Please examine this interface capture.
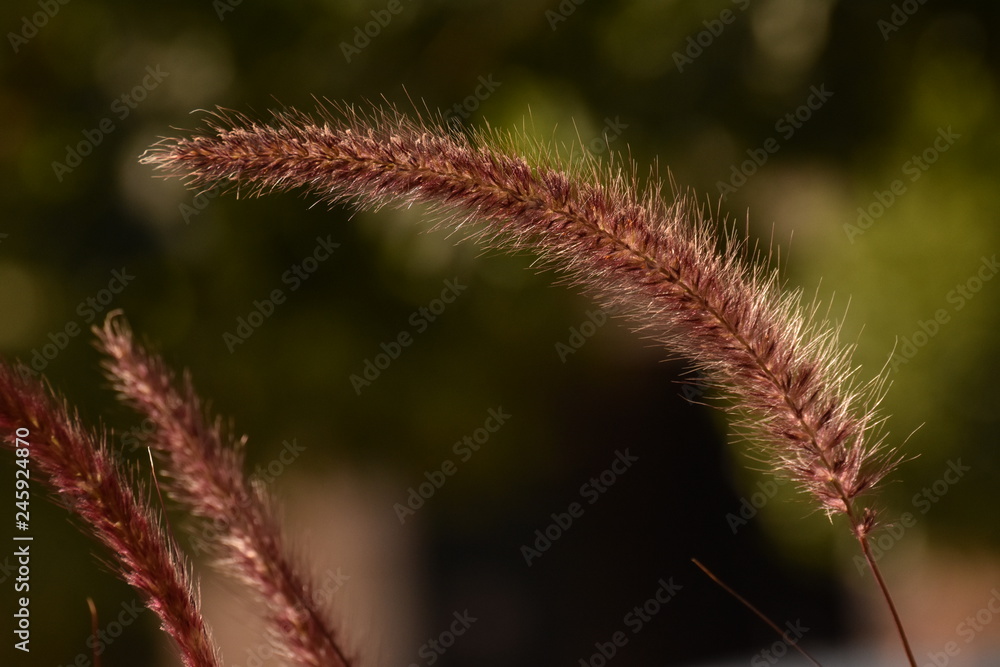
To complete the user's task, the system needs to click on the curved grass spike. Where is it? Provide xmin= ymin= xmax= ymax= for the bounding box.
xmin=0 ymin=364 xmax=221 ymax=667
xmin=141 ymin=101 xmax=915 ymax=665
xmin=96 ymin=314 xmax=354 ymax=667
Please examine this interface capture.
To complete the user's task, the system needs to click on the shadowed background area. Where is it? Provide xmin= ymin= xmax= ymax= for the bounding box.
xmin=2 ymin=0 xmax=999 ymax=665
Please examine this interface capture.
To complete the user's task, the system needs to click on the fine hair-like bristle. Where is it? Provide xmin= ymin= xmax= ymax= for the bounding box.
xmin=141 ymin=103 xmax=899 ymax=532
xmin=0 ymin=364 xmax=220 ymax=667
xmin=96 ymin=313 xmax=353 ymax=667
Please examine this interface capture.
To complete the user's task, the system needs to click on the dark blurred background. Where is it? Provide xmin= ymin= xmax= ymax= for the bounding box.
xmin=2 ymin=1 xmax=1000 ymax=665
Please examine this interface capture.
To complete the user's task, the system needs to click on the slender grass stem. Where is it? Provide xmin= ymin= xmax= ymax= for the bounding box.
xmin=692 ymin=559 xmax=824 ymax=667
xmin=856 ymin=532 xmax=917 ymax=666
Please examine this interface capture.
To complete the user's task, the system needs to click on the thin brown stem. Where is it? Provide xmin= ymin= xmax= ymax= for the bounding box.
xmin=692 ymin=559 xmax=823 ymax=667
xmin=856 ymin=533 xmax=917 ymax=666
xmin=87 ymin=598 xmax=102 ymax=667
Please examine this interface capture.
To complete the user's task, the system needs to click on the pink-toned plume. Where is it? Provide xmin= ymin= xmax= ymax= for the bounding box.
xmin=0 ymin=363 xmax=220 ymax=667
xmin=141 ymin=103 xmax=899 ymax=533
xmin=96 ymin=314 xmax=353 ymax=667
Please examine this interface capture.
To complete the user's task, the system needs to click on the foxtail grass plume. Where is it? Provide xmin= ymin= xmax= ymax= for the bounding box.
xmin=96 ymin=314 xmax=354 ymax=667
xmin=0 ymin=364 xmax=220 ymax=667
xmin=141 ymin=104 xmax=898 ymax=529
xmin=139 ymin=102 xmax=915 ymax=664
